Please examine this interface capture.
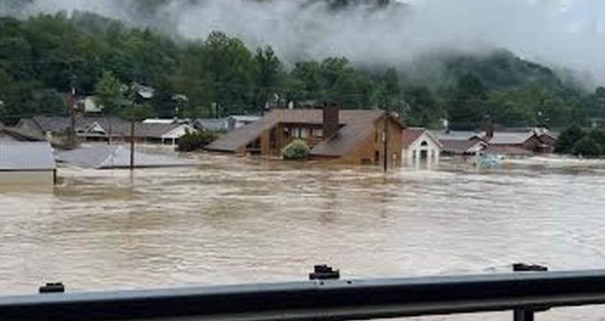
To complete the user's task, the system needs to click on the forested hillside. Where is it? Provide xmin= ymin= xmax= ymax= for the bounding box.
xmin=0 ymin=10 xmax=603 ymax=129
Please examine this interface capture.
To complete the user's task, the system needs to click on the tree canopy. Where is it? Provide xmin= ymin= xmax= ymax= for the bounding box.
xmin=0 ymin=11 xmax=602 ymax=131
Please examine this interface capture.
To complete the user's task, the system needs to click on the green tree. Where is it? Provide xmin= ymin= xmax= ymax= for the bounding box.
xmin=254 ymin=46 xmax=283 ymax=112
xmin=555 ymin=125 xmax=586 ymax=154
xmin=404 ymin=86 xmax=442 ymax=127
xmin=198 ymin=31 xmax=256 ymax=116
xmin=573 ymin=136 xmax=602 ymax=157
xmin=94 ymin=71 xmax=123 ymax=115
xmin=448 ymin=73 xmax=487 ymax=129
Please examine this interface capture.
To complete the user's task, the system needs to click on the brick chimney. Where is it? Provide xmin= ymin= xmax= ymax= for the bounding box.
xmin=323 ymin=102 xmax=340 ymax=139
xmin=485 ymin=122 xmax=494 ymax=139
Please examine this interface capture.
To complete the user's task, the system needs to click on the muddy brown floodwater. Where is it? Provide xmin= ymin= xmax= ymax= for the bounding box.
xmin=1 ymin=154 xmax=605 ymax=320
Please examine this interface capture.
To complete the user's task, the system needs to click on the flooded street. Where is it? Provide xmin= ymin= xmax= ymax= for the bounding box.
xmin=2 ymin=154 xmax=605 ymax=320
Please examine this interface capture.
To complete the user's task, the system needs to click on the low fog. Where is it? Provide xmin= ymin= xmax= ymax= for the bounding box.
xmin=6 ymin=0 xmax=605 ymax=84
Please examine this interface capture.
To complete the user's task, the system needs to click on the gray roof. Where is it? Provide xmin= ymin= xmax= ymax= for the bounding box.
xmin=432 ymin=130 xmax=485 ymax=141
xmin=57 ymin=145 xmax=195 ymax=169
xmin=0 ymin=142 xmax=56 ymax=171
xmin=30 ymin=116 xmax=130 ymax=135
xmin=27 ymin=116 xmax=182 ymax=139
xmin=486 ymin=132 xmax=536 ymax=145
xmin=228 ymin=115 xmax=261 ymax=122
xmin=441 ymin=139 xmax=486 ymax=154
xmin=193 ymin=118 xmax=227 ymax=131
xmin=0 ymin=126 xmax=47 ymax=142
xmin=134 ymin=123 xmax=181 ymax=139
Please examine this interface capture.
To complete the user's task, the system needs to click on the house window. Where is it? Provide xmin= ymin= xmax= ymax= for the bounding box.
xmin=314 ymin=128 xmax=323 ymax=138
xmin=300 ymin=128 xmax=310 ymax=138
xmin=421 ymin=141 xmax=428 ymax=147
xmin=374 ymin=151 xmax=380 ymax=164
xmin=293 ymin=127 xmax=301 ymax=138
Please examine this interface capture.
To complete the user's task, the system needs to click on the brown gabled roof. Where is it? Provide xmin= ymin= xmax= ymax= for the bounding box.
xmin=310 ymin=121 xmax=375 ymax=157
xmin=402 ymin=128 xmax=444 ymax=149
xmin=205 ymin=109 xmax=389 ymax=156
xmin=402 ymin=128 xmax=425 ymax=148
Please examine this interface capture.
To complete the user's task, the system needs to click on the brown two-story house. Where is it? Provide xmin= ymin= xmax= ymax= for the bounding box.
xmin=205 ymin=105 xmax=404 ymax=166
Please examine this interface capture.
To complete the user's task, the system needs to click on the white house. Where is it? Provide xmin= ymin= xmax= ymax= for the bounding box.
xmin=402 ymin=128 xmax=443 ymax=166
xmin=161 ymin=124 xmax=196 ymax=145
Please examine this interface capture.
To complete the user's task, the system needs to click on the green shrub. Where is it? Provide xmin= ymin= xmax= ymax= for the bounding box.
xmin=555 ymin=125 xmax=585 ymax=154
xmin=281 ymin=139 xmax=310 ymax=160
xmin=177 ymin=130 xmax=218 ymax=152
xmin=573 ymin=136 xmax=603 ymax=157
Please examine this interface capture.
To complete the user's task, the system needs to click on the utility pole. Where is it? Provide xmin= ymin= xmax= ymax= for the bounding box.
xmin=69 ymin=75 xmax=77 ymax=149
xmin=128 ymin=83 xmax=154 ymax=171
xmin=129 ymin=87 xmax=136 ymax=171
xmin=383 ymin=113 xmax=389 ymax=172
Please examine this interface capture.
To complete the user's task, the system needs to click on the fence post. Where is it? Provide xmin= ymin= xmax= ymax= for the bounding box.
xmin=512 ymin=263 xmax=548 ymax=321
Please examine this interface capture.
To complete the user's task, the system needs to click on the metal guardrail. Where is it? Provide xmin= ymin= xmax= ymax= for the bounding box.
xmin=2 ymin=265 xmax=605 ymax=321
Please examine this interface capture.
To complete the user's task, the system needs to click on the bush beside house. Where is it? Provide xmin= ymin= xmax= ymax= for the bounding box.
xmin=281 ymin=140 xmax=310 ymax=160
xmin=177 ymin=130 xmax=218 ymax=152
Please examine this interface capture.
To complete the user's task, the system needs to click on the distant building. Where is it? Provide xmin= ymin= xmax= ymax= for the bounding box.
xmin=0 ymin=125 xmax=47 ymax=143
xmin=0 ymin=142 xmax=57 ymax=185
xmin=17 ymin=116 xmax=196 ymax=146
xmin=206 ymin=105 xmax=404 ymax=166
xmin=483 ymin=128 xmax=558 ymax=156
xmin=402 ymin=128 xmax=442 ymax=166
xmin=192 ymin=118 xmax=228 ymax=132
xmin=17 ymin=116 xmax=130 ymax=144
xmin=82 ymin=96 xmax=103 ymax=113
xmin=432 ymin=130 xmax=486 ymax=156
xmin=432 ymin=127 xmax=557 ymax=156
xmin=226 ymin=115 xmax=261 ymax=131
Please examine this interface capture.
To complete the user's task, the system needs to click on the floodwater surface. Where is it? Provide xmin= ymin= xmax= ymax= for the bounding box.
xmin=1 ymin=154 xmax=605 ymax=320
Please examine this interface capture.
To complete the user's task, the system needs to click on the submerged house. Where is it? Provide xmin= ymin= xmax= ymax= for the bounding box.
xmin=226 ymin=115 xmax=261 ymax=131
xmin=0 ymin=126 xmax=47 ymax=143
xmin=206 ymin=105 xmax=404 ymax=166
xmin=402 ymin=128 xmax=443 ymax=166
xmin=192 ymin=118 xmax=228 ymax=132
xmin=18 ymin=116 xmax=195 ymax=145
xmin=57 ymin=145 xmax=195 ymax=169
xmin=433 ymin=130 xmax=487 ymax=156
xmin=0 ymin=142 xmax=57 ymax=185
xmin=17 ymin=116 xmax=130 ymax=143
xmin=433 ymin=127 xmax=557 ymax=157
xmin=483 ymin=128 xmax=558 ymax=156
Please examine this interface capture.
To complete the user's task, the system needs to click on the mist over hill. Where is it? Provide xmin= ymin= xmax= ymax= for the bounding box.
xmin=2 ymin=0 xmax=604 ymax=85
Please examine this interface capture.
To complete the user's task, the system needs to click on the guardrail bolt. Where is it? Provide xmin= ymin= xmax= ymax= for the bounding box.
xmin=309 ymin=265 xmax=340 ymax=280
xmin=512 ymin=263 xmax=548 ymax=321
xmin=39 ymin=282 xmax=65 ymax=294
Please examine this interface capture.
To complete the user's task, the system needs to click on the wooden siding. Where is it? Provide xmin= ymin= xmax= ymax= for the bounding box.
xmin=315 ymin=116 xmax=403 ymax=166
